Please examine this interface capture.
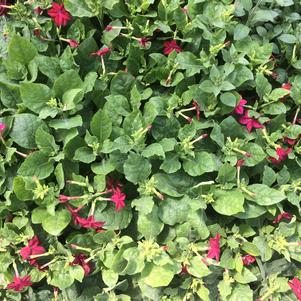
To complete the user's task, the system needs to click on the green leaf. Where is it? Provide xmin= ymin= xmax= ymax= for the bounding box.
xmin=124 ymin=153 xmax=152 ymax=184
xmin=142 ymin=263 xmax=176 ymax=287
xmin=18 ymin=151 xmax=54 ymax=179
xmin=10 ymin=113 xmax=43 ymax=149
xmin=243 ymin=143 xmax=265 ymax=166
xmin=49 ymin=115 xmax=83 ymax=130
xmin=74 ymin=146 xmax=96 ymax=163
xmin=142 ymin=143 xmax=165 ymax=158
xmin=212 ymin=189 xmax=245 ymax=215
xmin=228 ymin=284 xmax=253 ymax=301
xmin=137 ymin=205 xmax=164 ymax=239
xmin=20 ymin=83 xmax=52 ymax=113
xmin=234 ymin=24 xmax=250 ymax=40
xmin=247 ymin=184 xmax=286 ymax=206
xmin=35 ymin=126 xmax=58 ymax=154
xmin=90 ymin=109 xmax=112 ymax=144
xmin=187 ymin=256 xmax=211 ymax=278
xmin=42 ymin=209 xmax=71 ymax=236
xmin=220 ymin=92 xmax=237 ymax=107
xmin=241 ymin=242 xmax=260 ymax=256
xmin=183 ymin=152 xmax=218 ymax=176
xmin=102 ymin=20 xmax=123 ymax=45
xmin=234 ymin=267 xmax=257 ymax=284
xmin=269 ymin=88 xmax=290 ymax=101
xmin=278 ymin=34 xmax=297 ymax=44
xmin=8 ymin=35 xmax=37 ymax=65
xmin=64 ymin=0 xmax=94 ymax=17
xmin=102 ymin=269 xmax=119 ymax=287
xmin=175 ymin=52 xmax=202 ymax=76
xmin=13 ymin=176 xmax=34 ymax=201
xmin=158 ymin=196 xmax=191 ymax=226
xmin=53 ymin=70 xmax=83 ymax=99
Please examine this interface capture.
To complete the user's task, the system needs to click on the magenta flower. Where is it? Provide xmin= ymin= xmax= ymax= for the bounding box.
xmin=193 ymin=101 xmax=200 ymax=121
xmin=47 ymin=2 xmax=72 ymax=27
xmin=284 ymin=136 xmax=297 ymax=145
xmin=7 ymin=275 xmax=32 ymax=292
xmin=0 ymin=122 xmax=6 ymax=133
xmin=236 ymin=159 xmax=245 ymax=167
xmin=0 ymin=0 xmax=9 ymax=16
xmin=289 ymin=277 xmax=301 ymax=300
xmin=71 ymin=254 xmax=92 ymax=276
xmin=282 ymin=83 xmax=292 ymax=90
xmin=105 ymin=25 xmax=113 ymax=31
xmin=163 ymin=40 xmax=182 ymax=55
xmin=233 ymin=99 xmax=247 ymax=115
xmin=139 ymin=37 xmax=148 ymax=47
xmin=268 ymin=147 xmax=292 ymax=164
xmin=76 ymin=216 xmax=105 ymax=229
xmin=20 ymin=236 xmax=46 ymax=266
xmin=110 ymin=187 xmax=126 ymax=212
xmin=91 ymin=47 xmax=110 ymax=57
xmin=207 ymin=233 xmax=221 ymax=262
xmin=273 ymin=211 xmax=293 ymax=224
xmin=238 ymin=110 xmax=264 ymax=132
xmin=67 ymin=39 xmax=79 ymax=48
xmin=242 ymin=254 xmax=256 ymax=266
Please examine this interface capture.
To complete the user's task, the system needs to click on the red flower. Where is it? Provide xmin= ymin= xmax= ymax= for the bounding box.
xmin=282 ymin=83 xmax=292 ymax=90
xmin=207 ymin=233 xmax=221 ymax=262
xmin=193 ymin=101 xmax=200 ymax=121
xmin=289 ymin=277 xmax=301 ymax=301
xmin=20 ymin=236 xmax=46 ymax=265
xmin=7 ymin=275 xmax=32 ymax=292
xmin=67 ymin=39 xmax=79 ymax=48
xmin=284 ymin=136 xmax=297 ymax=145
xmin=268 ymin=147 xmax=292 ymax=164
xmin=238 ymin=110 xmax=264 ymax=132
xmin=180 ymin=264 xmax=189 ymax=275
xmin=91 ymin=47 xmax=110 ymax=57
xmin=105 ymin=25 xmax=113 ymax=31
xmin=236 ymin=159 xmax=245 ymax=167
xmin=66 ymin=205 xmax=84 ymax=224
xmin=0 ymin=122 xmax=6 ymax=133
xmin=47 ymin=2 xmax=72 ymax=27
xmin=234 ymin=99 xmax=247 ymax=115
xmin=273 ymin=211 xmax=293 ymax=224
xmin=76 ymin=215 xmax=105 ymax=229
xmin=163 ymin=40 xmax=182 ymax=55
xmin=242 ymin=254 xmax=256 ymax=266
xmin=106 ymin=178 xmax=121 ymax=190
xmin=0 ymin=0 xmax=9 ymax=16
xmin=139 ymin=37 xmax=148 ymax=47
xmin=34 ymin=7 xmax=43 ymax=15
xmin=109 ymin=187 xmax=126 ymax=212
xmin=71 ymin=254 xmax=91 ymax=276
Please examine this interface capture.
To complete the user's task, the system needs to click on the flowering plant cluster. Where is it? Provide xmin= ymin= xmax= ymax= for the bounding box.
xmin=1 ymin=0 xmax=301 ymax=300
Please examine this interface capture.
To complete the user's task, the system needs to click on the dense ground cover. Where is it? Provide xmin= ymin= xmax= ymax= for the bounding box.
xmin=1 ymin=0 xmax=301 ymax=300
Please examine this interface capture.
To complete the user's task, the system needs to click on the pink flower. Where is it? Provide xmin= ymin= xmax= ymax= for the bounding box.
xmin=47 ymin=2 xmax=72 ymax=27
xmin=7 ymin=275 xmax=32 ymax=292
xmin=76 ymin=216 xmax=105 ymax=229
xmin=0 ymin=0 xmax=9 ymax=16
xmin=289 ymin=277 xmax=301 ymax=301
xmin=139 ymin=37 xmax=148 ymax=47
xmin=193 ymin=101 xmax=200 ymax=121
xmin=110 ymin=187 xmax=126 ymax=212
xmin=284 ymin=136 xmax=297 ymax=145
xmin=234 ymin=99 xmax=247 ymax=115
xmin=236 ymin=159 xmax=245 ymax=167
xmin=91 ymin=47 xmax=110 ymax=57
xmin=0 ymin=122 xmax=6 ymax=133
xmin=207 ymin=233 xmax=221 ymax=262
xmin=242 ymin=254 xmax=256 ymax=266
xmin=268 ymin=147 xmax=292 ymax=164
xmin=71 ymin=254 xmax=92 ymax=276
xmin=106 ymin=178 xmax=121 ymax=190
xmin=273 ymin=211 xmax=293 ymax=224
xmin=66 ymin=205 xmax=84 ymax=224
xmin=163 ymin=40 xmax=182 ymax=55
xmin=34 ymin=7 xmax=43 ymax=15
xmin=105 ymin=25 xmax=113 ymax=31
xmin=67 ymin=39 xmax=79 ymax=48
xmin=238 ymin=110 xmax=264 ymax=132
xmin=282 ymin=83 xmax=292 ymax=90
xmin=20 ymin=236 xmax=46 ymax=266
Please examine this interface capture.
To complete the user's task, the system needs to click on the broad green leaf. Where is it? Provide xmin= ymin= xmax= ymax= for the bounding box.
xmin=64 ymin=0 xmax=94 ymax=17
xmin=20 ymin=83 xmax=52 ymax=113
xmin=212 ymin=189 xmax=245 ymax=215
xmin=142 ymin=263 xmax=176 ymax=287
xmin=10 ymin=114 xmax=43 ymax=149
xmin=175 ymin=52 xmax=202 ymax=76
xmin=124 ymin=153 xmax=152 ymax=184
xmin=183 ymin=152 xmax=218 ymax=176
xmin=13 ymin=176 xmax=34 ymax=201
xmin=247 ymin=184 xmax=286 ymax=205
xmin=187 ymin=256 xmax=211 ymax=278
xmin=234 ymin=24 xmax=250 ymax=40
xmin=241 ymin=242 xmax=260 ymax=256
xmin=8 ymin=35 xmax=37 ymax=65
xmin=42 ymin=209 xmax=71 ymax=236
xmin=35 ymin=126 xmax=59 ymax=154
xmin=18 ymin=151 xmax=54 ymax=179
xmin=49 ymin=115 xmax=83 ymax=130
xmin=234 ymin=267 xmax=257 ymax=284
xmin=90 ymin=109 xmax=112 ymax=144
